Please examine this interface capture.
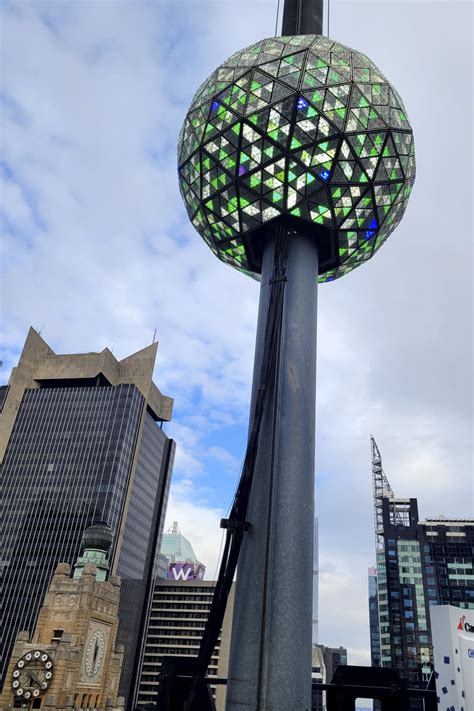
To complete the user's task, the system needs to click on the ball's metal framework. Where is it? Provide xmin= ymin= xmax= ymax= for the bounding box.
xmin=178 ymin=34 xmax=415 ymax=283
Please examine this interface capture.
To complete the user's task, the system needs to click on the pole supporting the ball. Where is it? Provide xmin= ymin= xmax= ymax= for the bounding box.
xmin=226 ymin=229 xmax=318 ymax=711
xmin=282 ymin=0 xmax=324 ymax=35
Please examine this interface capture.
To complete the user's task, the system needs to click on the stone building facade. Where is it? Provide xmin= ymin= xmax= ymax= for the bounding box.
xmin=0 ymin=527 xmax=124 ymax=711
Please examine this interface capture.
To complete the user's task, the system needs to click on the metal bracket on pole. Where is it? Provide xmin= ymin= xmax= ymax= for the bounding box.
xmin=220 ymin=519 xmax=252 ymax=532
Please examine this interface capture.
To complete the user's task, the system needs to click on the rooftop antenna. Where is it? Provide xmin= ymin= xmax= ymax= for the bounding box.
xmin=152 ymin=328 xmax=157 ymax=343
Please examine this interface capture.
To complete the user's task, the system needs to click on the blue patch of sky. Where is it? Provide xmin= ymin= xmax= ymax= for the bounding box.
xmin=0 ymin=347 xmax=22 ymax=386
xmin=83 ymin=41 xmax=122 ymax=66
xmin=145 ymin=144 xmax=174 ymax=166
xmin=0 ymin=161 xmax=48 ymax=233
xmin=161 ymin=374 xmax=250 ymax=510
xmin=47 ymin=133 xmax=75 ymax=151
xmin=36 ymin=1 xmax=76 ymax=35
xmin=172 ymin=213 xmax=198 ymax=248
xmin=40 ymin=10 xmax=61 ymax=37
xmin=142 ymin=211 xmax=191 ymax=254
xmin=0 ymin=91 xmax=31 ymax=128
xmin=149 ymin=4 xmax=213 ymax=105
xmin=0 ymin=209 xmax=34 ymax=249
xmin=174 ymin=420 xmax=245 ymax=512
xmin=0 ymin=1 xmax=23 ymax=19
xmin=142 ymin=232 xmax=160 ymax=257
xmin=204 ymin=425 xmax=248 ymax=510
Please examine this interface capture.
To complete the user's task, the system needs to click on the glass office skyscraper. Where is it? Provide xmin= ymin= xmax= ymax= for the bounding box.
xmin=370 ymin=437 xmax=474 ymax=703
xmin=368 ymin=566 xmax=380 ymax=667
xmin=0 ymin=328 xmax=175 ymax=707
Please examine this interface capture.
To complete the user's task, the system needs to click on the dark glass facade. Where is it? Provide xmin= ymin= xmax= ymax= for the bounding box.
xmin=322 ymin=645 xmax=347 ymax=682
xmin=0 ymin=381 xmax=175 ymax=708
xmin=117 ymin=411 xmax=175 ymax=705
xmin=423 ymin=520 xmax=474 ymax=608
xmin=368 ymin=567 xmax=381 ymax=667
xmin=310 ymin=677 xmax=324 ymax=711
xmin=374 ymin=496 xmax=474 ymax=707
xmin=0 ymin=384 xmax=9 ymax=411
xmin=118 ymin=412 xmax=172 ymax=580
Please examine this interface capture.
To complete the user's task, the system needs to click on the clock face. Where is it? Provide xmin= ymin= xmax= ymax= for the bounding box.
xmin=12 ymin=650 xmax=53 ymax=700
xmin=84 ymin=629 xmax=106 ymax=679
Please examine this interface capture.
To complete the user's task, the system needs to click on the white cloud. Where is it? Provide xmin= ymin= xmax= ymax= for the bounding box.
xmin=172 ymin=443 xmax=205 ymax=477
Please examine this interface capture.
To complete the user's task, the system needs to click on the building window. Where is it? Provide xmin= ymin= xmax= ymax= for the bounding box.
xmin=52 ymin=628 xmax=64 ymax=642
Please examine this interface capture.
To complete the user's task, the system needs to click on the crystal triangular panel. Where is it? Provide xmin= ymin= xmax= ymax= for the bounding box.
xmin=307 ymin=192 xmax=334 ymax=226
xmin=216 ymin=72 xmax=251 ymax=115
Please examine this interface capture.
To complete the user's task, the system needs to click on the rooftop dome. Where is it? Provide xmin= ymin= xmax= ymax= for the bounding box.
xmin=81 ymin=522 xmax=113 ymax=553
xmin=160 ymin=522 xmax=200 ymax=564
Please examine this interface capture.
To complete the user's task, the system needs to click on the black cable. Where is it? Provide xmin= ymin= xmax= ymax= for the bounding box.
xmin=256 ymin=233 xmax=287 ymax=705
xmin=182 ymin=231 xmax=290 ymax=710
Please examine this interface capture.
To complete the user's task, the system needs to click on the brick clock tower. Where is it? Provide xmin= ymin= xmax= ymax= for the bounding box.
xmin=0 ymin=525 xmax=125 ymax=711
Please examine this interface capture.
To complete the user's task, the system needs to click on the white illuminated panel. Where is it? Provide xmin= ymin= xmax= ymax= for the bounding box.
xmin=430 ymin=604 xmax=474 ymax=711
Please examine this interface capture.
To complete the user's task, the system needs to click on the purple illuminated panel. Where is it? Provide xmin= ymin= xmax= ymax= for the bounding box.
xmin=168 ymin=562 xmax=205 ymax=581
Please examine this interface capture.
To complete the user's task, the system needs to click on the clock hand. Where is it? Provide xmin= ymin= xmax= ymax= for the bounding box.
xmin=29 ymin=670 xmax=41 ymax=686
xmin=93 ymin=639 xmax=99 ymax=666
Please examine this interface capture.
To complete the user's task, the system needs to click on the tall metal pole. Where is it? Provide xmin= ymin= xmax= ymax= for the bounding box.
xmin=282 ymin=0 xmax=324 ymax=35
xmin=225 ymin=4 xmax=324 ymax=709
xmin=226 ymin=230 xmax=318 ymax=711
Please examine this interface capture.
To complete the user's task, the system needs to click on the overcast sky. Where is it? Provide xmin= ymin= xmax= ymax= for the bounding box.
xmin=1 ymin=0 xmax=472 ymax=667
